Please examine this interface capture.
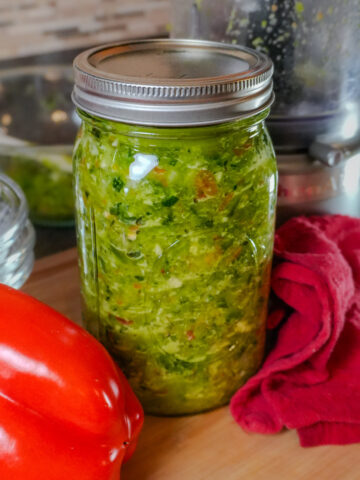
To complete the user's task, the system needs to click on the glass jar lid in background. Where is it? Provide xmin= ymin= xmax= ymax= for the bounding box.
xmin=0 ymin=173 xmax=35 ymax=289
xmin=72 ymin=39 xmax=274 ymax=127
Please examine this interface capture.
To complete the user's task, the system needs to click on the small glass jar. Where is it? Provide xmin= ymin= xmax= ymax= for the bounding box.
xmin=0 ymin=173 xmax=35 ymax=288
xmin=72 ymin=39 xmax=277 ymax=415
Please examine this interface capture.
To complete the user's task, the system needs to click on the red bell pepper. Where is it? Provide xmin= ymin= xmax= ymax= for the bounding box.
xmin=0 ymin=284 xmax=143 ymax=480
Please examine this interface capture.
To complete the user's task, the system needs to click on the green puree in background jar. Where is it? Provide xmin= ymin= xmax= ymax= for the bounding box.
xmin=3 ymin=153 xmax=74 ymax=226
xmin=72 ymin=39 xmax=277 ymax=415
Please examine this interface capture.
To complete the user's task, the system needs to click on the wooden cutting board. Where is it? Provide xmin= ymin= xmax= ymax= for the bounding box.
xmin=23 ymin=249 xmax=359 ymax=480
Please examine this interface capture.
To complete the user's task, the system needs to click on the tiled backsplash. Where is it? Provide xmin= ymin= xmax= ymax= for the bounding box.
xmin=0 ymin=0 xmax=170 ymax=60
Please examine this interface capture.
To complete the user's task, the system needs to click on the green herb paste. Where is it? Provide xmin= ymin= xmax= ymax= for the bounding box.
xmin=73 ymin=109 xmax=277 ymax=415
xmin=2 ymin=154 xmax=74 ymax=226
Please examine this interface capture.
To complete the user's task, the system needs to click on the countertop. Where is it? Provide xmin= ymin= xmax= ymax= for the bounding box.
xmin=22 ymin=248 xmax=360 ymax=480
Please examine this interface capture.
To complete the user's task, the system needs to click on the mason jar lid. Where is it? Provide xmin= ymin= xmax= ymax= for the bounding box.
xmin=72 ymin=39 xmax=274 ymax=127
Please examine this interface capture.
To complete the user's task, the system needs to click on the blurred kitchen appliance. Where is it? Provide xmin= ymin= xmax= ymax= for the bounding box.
xmin=171 ymin=0 xmax=360 ymax=222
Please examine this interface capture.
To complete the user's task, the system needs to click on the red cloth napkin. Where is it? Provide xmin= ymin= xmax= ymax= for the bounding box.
xmin=230 ymin=215 xmax=360 ymax=447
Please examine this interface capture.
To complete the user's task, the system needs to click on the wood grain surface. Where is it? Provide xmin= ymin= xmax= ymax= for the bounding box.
xmin=23 ymin=249 xmax=359 ymax=480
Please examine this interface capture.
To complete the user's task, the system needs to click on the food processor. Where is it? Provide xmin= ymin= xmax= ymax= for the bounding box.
xmin=171 ymin=0 xmax=360 ymax=222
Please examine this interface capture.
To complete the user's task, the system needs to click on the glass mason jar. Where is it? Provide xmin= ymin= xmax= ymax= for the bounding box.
xmin=72 ymin=39 xmax=277 ymax=415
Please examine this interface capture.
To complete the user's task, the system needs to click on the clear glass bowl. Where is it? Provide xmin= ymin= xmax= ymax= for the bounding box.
xmin=0 ymin=173 xmax=35 ymax=288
